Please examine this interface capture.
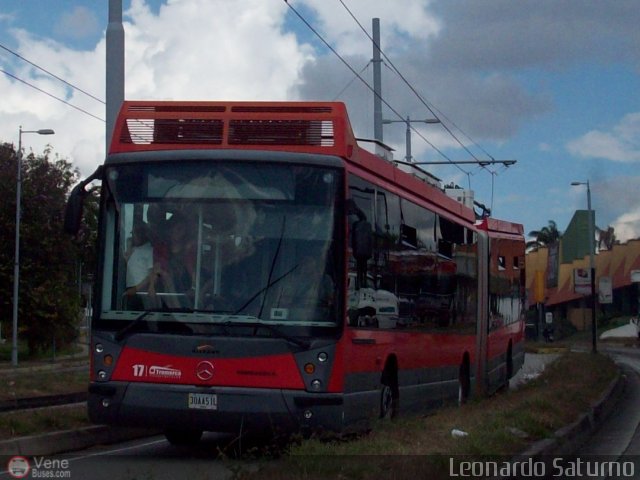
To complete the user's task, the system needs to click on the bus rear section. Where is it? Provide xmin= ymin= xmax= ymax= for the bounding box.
xmin=479 ymin=218 xmax=526 ymax=393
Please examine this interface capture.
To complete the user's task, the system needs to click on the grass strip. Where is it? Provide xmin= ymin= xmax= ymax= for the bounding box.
xmin=237 ymin=352 xmax=617 ymax=479
xmin=0 ymin=404 xmax=90 ymax=439
xmin=0 ymin=369 xmax=88 ymax=401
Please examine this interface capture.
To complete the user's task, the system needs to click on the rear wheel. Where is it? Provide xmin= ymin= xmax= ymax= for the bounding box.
xmin=505 ymin=345 xmax=514 ymax=389
xmin=458 ymin=362 xmax=470 ymax=406
xmin=164 ymin=428 xmax=203 ymax=446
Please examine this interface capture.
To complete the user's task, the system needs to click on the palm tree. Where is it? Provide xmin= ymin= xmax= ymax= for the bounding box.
xmin=526 ymin=220 xmax=561 ymax=251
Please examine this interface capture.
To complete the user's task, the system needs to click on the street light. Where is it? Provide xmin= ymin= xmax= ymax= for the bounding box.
xmin=12 ymin=126 xmax=55 ymax=366
xmin=382 ymin=116 xmax=440 ymax=162
xmin=571 ymin=180 xmax=596 ymax=353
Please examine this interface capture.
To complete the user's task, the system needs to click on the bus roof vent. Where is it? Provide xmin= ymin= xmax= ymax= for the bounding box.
xmin=121 ymin=118 xmax=224 ymax=145
xmin=228 ymin=119 xmax=334 ymax=146
xmin=231 ymin=105 xmax=333 ymax=114
xmin=127 ymin=104 xmax=226 ymax=113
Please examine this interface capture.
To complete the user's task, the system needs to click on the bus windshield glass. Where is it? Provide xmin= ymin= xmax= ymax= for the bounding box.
xmin=99 ymin=161 xmax=343 ymax=329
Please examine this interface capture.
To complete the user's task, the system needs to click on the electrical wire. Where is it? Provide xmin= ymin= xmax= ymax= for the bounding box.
xmin=0 ymin=68 xmax=105 ymax=123
xmin=0 ymin=42 xmax=105 ymax=104
xmin=338 ymin=0 xmax=490 ymax=165
xmin=332 ymin=60 xmax=371 ymax=100
xmin=283 ymin=0 xmax=469 ymax=176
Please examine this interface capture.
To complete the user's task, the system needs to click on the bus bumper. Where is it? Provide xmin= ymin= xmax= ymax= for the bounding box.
xmin=88 ymin=382 xmax=344 ymax=435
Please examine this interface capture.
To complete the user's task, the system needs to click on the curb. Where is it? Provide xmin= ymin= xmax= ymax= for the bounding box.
xmin=0 ymin=392 xmax=88 ymax=413
xmin=520 ymin=368 xmax=624 ymax=456
xmin=0 ymin=425 xmax=159 ymax=456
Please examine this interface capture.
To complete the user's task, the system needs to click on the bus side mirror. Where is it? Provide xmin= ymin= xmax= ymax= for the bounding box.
xmin=64 ymin=165 xmax=103 ymax=236
xmin=64 ymin=183 xmax=88 ymax=235
xmin=352 ymin=220 xmax=373 ymax=261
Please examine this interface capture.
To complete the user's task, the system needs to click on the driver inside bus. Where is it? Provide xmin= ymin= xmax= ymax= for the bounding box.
xmin=149 ymin=212 xmax=197 ymax=309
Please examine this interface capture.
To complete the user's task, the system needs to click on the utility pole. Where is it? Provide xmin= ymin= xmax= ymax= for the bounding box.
xmin=106 ymin=0 xmax=125 ymax=153
xmin=372 ymin=18 xmax=383 ymax=143
xmin=383 ymin=116 xmax=440 ymax=162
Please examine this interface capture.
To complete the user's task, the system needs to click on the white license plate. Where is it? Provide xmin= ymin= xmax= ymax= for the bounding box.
xmin=188 ymin=393 xmax=218 ymax=410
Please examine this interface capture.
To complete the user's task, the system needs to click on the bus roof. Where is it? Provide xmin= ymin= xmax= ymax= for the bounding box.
xmin=476 ymin=217 xmax=524 ymax=238
xmin=109 ymin=100 xmax=498 ymax=226
xmin=110 ymin=100 xmax=358 ymax=157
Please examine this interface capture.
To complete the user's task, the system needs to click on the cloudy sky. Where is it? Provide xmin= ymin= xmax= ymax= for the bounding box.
xmin=1 ymin=0 xmax=639 ymax=242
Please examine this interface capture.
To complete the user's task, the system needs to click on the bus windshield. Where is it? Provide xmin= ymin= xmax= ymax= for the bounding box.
xmin=99 ymin=161 xmax=343 ymax=329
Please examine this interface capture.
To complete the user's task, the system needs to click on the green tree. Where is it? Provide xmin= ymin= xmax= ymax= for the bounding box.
xmin=526 ymin=220 xmax=561 ymax=251
xmin=0 ymin=142 xmax=89 ymax=355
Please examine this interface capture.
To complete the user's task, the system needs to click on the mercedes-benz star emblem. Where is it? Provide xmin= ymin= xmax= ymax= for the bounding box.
xmin=196 ymin=361 xmax=214 ymax=381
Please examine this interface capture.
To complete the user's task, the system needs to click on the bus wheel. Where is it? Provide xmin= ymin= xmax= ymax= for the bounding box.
xmin=458 ymin=362 xmax=470 ymax=406
xmin=504 ymin=345 xmax=513 ymax=390
xmin=165 ymin=428 xmax=203 ymax=446
xmin=380 ymin=371 xmax=398 ymax=419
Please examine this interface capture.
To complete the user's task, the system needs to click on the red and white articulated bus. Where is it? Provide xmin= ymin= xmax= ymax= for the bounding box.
xmin=66 ymin=101 xmax=525 ymax=445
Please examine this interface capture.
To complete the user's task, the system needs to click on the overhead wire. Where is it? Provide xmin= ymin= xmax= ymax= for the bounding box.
xmin=337 ymin=0 xmax=486 ymax=163
xmin=0 ymin=68 xmax=105 ymax=123
xmin=0 ymin=42 xmax=105 ymax=105
xmin=332 ymin=60 xmax=371 ymax=101
xmin=283 ymin=0 xmax=469 ymax=176
xmin=337 ymin=0 xmax=511 ymax=179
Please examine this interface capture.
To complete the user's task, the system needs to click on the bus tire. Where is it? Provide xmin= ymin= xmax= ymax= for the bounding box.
xmin=165 ymin=428 xmax=203 ymax=446
xmin=458 ymin=359 xmax=470 ymax=406
xmin=380 ymin=366 xmax=398 ymax=420
xmin=503 ymin=343 xmax=514 ymax=390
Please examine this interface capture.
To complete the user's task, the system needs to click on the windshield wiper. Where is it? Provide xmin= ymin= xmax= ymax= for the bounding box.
xmin=222 ymin=319 xmax=310 ymax=349
xmin=114 ymin=310 xmax=156 ymax=343
xmin=232 ymin=264 xmax=299 ymax=316
xmin=258 ymin=216 xmax=286 ymax=319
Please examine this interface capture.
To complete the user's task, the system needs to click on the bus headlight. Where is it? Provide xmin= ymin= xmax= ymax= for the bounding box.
xmin=310 ymin=379 xmax=322 ymax=391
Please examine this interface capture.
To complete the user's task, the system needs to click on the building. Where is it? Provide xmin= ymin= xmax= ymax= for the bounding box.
xmin=526 ymin=211 xmax=640 ymax=333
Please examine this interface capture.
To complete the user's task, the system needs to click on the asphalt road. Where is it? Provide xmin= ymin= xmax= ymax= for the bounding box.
xmin=577 ymin=346 xmax=640 ymax=456
xmin=1 ymin=433 xmax=241 ymax=480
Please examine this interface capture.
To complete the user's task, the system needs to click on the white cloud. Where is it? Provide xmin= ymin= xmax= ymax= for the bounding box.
xmin=298 ymin=0 xmax=441 ymax=57
xmin=566 ymin=112 xmax=640 ymax=162
xmin=124 ymin=0 xmax=311 ymax=101
xmin=0 ymin=0 xmax=317 ymax=177
xmin=612 ymin=208 xmax=640 ymax=243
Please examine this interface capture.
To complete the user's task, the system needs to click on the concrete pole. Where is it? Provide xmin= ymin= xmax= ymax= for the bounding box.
xmin=405 ymin=117 xmax=412 ymax=162
xmin=106 ymin=0 xmax=125 ymax=154
xmin=372 ymin=18 xmax=383 ymax=143
xmin=586 ymin=181 xmax=597 ymax=353
xmin=11 ymin=129 xmax=23 ymax=367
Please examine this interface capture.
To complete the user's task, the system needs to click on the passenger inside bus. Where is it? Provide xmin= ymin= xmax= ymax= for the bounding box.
xmin=124 ymin=223 xmax=154 ymax=309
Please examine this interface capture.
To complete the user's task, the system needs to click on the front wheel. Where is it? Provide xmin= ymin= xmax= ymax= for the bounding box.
xmin=379 ymin=380 xmax=398 ymax=419
xmin=164 ymin=428 xmax=203 ymax=446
